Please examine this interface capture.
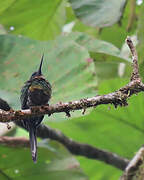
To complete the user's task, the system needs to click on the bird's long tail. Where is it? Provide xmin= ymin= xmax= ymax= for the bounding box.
xmin=29 ymin=125 xmax=37 ymax=163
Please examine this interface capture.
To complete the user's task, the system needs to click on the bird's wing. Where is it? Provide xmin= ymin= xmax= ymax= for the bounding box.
xmin=20 ymin=81 xmax=31 ymax=109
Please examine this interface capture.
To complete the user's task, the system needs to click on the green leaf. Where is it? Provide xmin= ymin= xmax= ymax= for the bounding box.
xmin=47 ymin=78 xmax=144 ymax=179
xmin=0 ymin=140 xmax=87 ymax=180
xmin=0 ymin=0 xmax=15 ymax=14
xmin=69 ymin=0 xmax=126 ymax=28
xmin=56 ymin=32 xmax=131 ymax=63
xmin=63 ymin=32 xmax=131 ymax=81
xmin=96 ymin=0 xmax=139 ymax=48
xmin=70 ymin=32 xmax=131 ymax=62
xmin=0 ymin=0 xmax=66 ymax=40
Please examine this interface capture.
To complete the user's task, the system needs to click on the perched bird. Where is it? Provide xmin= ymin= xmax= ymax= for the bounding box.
xmin=20 ymin=55 xmax=52 ymax=163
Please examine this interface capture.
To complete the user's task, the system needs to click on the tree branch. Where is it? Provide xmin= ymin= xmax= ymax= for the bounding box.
xmin=1 ymin=123 xmax=129 ymax=171
xmin=126 ymin=36 xmax=140 ymax=81
xmin=120 ymin=146 xmax=144 ymax=180
xmin=0 ymin=79 xmax=144 ymax=122
xmin=37 ymin=124 xmax=129 ymax=170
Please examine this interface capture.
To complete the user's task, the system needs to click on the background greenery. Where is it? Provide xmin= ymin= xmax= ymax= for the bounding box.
xmin=0 ymin=0 xmax=144 ymax=179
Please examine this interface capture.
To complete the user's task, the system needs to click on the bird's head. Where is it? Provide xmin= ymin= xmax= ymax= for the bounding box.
xmin=30 ymin=54 xmax=44 ymax=80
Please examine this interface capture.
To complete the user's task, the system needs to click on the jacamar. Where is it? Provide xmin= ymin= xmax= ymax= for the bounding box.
xmin=20 ymin=55 xmax=52 ymax=163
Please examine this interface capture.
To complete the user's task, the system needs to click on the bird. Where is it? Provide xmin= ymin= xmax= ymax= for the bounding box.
xmin=20 ymin=55 xmax=52 ymax=163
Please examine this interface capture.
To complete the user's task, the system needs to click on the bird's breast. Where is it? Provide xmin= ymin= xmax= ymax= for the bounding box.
xmin=28 ymin=86 xmax=51 ymax=106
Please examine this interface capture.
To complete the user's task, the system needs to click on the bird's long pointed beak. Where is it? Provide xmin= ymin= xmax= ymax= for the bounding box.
xmin=37 ymin=54 xmax=44 ymax=75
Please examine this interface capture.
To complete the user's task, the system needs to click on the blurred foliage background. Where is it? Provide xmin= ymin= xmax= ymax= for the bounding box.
xmin=0 ymin=0 xmax=144 ymax=179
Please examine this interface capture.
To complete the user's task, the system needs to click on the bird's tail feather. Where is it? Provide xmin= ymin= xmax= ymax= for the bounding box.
xmin=29 ymin=125 xmax=37 ymax=163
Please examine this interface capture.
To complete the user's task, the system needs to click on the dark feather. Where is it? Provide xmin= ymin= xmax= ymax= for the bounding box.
xmin=20 ymin=55 xmax=52 ymax=163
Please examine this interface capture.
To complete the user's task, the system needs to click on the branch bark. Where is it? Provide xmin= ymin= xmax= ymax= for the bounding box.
xmin=120 ymin=146 xmax=144 ymax=180
xmin=126 ymin=36 xmax=140 ymax=81
xmin=0 ymin=79 xmax=143 ymax=122
xmin=1 ymin=123 xmax=129 ymax=171
xmin=36 ymin=124 xmax=129 ymax=170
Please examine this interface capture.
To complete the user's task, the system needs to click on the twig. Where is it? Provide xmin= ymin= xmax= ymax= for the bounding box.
xmin=120 ymin=146 xmax=144 ymax=180
xmin=126 ymin=36 xmax=140 ymax=81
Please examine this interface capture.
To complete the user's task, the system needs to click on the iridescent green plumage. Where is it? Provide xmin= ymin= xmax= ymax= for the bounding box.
xmin=20 ymin=55 xmax=52 ymax=163
xmin=21 ymin=77 xmax=51 ymax=107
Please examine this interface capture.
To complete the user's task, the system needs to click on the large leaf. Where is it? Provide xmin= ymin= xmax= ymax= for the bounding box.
xmin=0 ymin=140 xmax=87 ymax=180
xmin=0 ymin=0 xmax=15 ymax=14
xmin=69 ymin=32 xmax=131 ymax=62
xmin=70 ymin=0 xmax=139 ymax=50
xmin=69 ymin=0 xmax=126 ymax=28
xmin=96 ymin=0 xmax=139 ymax=48
xmin=61 ymin=32 xmax=131 ymax=81
xmin=47 ymin=78 xmax=144 ymax=179
xmin=0 ymin=0 xmax=66 ymax=40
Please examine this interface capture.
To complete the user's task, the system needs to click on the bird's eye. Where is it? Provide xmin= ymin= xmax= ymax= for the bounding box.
xmin=30 ymin=72 xmax=38 ymax=79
